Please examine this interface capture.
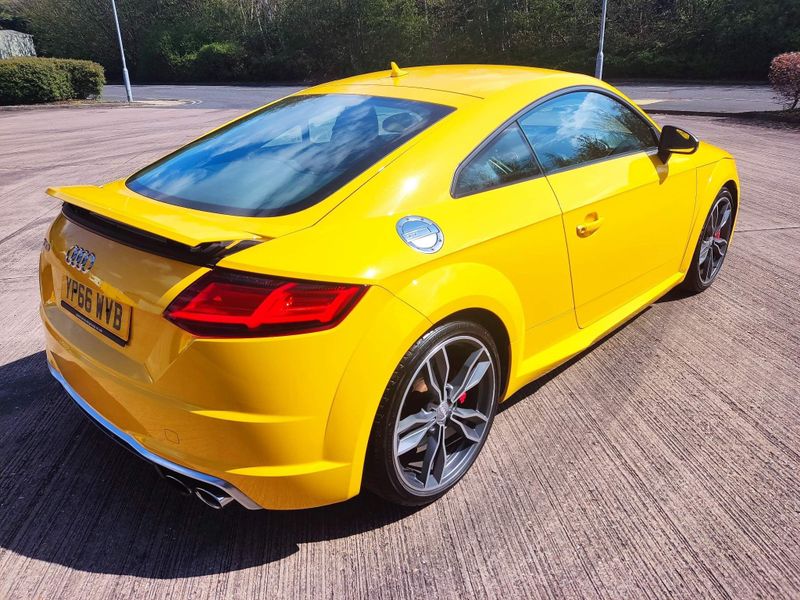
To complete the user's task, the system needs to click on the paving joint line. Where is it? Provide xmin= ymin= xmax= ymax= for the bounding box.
xmin=736 ymin=226 xmax=800 ymax=233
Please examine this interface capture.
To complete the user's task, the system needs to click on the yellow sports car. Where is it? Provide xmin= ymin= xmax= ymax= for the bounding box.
xmin=40 ymin=65 xmax=739 ymax=510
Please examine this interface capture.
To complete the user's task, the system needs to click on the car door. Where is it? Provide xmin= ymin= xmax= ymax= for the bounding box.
xmin=518 ymin=90 xmax=696 ymax=328
xmin=452 ymin=122 xmax=575 ymax=355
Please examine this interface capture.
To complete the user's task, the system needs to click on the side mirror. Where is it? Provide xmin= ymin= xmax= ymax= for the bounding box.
xmin=658 ymin=125 xmax=699 ymax=162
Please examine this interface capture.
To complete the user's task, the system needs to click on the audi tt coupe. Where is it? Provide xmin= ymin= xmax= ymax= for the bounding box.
xmin=40 ymin=64 xmax=739 ymax=510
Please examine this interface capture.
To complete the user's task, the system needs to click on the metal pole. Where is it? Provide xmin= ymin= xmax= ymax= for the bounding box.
xmin=110 ymin=0 xmax=133 ymax=102
xmin=594 ymin=0 xmax=608 ymax=79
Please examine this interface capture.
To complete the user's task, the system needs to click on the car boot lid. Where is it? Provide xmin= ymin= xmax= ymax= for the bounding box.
xmin=47 ymin=182 xmax=271 ymax=247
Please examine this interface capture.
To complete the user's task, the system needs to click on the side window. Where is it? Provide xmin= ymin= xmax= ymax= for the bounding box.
xmin=454 ymin=123 xmax=541 ymax=196
xmin=518 ymin=91 xmax=658 ymax=173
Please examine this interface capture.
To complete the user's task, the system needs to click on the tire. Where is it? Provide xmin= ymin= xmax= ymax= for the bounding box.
xmin=364 ymin=320 xmax=501 ymax=506
xmin=680 ymin=187 xmax=735 ymax=293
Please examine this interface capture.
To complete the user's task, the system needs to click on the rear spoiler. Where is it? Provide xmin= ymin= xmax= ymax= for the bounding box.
xmin=47 ymin=185 xmax=262 ymax=247
xmin=49 ymin=184 xmax=264 ymax=267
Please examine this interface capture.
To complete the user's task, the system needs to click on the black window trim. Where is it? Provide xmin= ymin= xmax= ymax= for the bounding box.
xmin=450 ymin=85 xmax=661 ymax=199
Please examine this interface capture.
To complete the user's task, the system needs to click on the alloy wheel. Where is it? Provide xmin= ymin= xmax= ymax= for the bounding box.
xmin=392 ymin=335 xmax=496 ymax=495
xmin=698 ymin=194 xmax=733 ymax=285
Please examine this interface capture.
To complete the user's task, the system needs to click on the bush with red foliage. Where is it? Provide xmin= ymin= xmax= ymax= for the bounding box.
xmin=769 ymin=52 xmax=800 ymax=110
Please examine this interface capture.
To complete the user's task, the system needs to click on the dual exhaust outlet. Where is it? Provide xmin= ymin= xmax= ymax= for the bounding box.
xmin=156 ymin=466 xmax=234 ymax=510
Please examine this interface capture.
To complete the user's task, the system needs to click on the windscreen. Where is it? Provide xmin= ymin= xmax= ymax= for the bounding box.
xmin=127 ymin=94 xmax=454 ymax=217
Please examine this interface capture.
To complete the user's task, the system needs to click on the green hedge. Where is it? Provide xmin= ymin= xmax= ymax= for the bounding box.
xmin=193 ymin=42 xmax=245 ymax=81
xmin=139 ymin=37 xmax=249 ymax=82
xmin=58 ymin=58 xmax=106 ymax=98
xmin=0 ymin=57 xmax=105 ymax=105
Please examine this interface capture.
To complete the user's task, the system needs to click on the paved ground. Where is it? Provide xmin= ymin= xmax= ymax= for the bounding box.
xmin=0 ymin=104 xmax=798 ymax=599
xmin=101 ymin=81 xmax=784 ymax=113
xmin=617 ymin=82 xmax=783 ymax=113
xmin=101 ymin=84 xmax=303 ymax=109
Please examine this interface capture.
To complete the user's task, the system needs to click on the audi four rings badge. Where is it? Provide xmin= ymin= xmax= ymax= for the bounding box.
xmin=65 ymin=245 xmax=96 ymax=272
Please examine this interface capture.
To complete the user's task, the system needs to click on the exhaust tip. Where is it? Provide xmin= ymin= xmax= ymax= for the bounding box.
xmin=195 ymin=486 xmax=234 ymax=510
xmin=163 ymin=474 xmax=193 ymax=497
xmin=156 ymin=465 xmax=236 ymax=509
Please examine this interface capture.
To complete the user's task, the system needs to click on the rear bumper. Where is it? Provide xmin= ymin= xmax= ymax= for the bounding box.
xmin=41 ymin=281 xmax=431 ymax=510
xmin=48 ymin=362 xmax=262 ymax=510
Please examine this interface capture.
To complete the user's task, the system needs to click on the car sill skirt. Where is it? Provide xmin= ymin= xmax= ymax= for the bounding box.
xmin=48 ymin=362 xmax=263 ymax=510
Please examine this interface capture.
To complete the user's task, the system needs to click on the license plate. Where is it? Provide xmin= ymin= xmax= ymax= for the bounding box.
xmin=61 ymin=274 xmax=132 ymax=345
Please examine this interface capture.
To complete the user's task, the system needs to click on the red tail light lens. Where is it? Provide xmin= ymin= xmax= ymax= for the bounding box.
xmin=164 ymin=269 xmax=367 ymax=337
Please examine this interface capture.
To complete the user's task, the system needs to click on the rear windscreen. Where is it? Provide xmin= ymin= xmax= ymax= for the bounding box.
xmin=127 ymin=94 xmax=454 ymax=217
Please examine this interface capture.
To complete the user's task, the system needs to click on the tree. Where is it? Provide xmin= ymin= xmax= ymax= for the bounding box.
xmin=0 ymin=0 xmax=29 ymax=30
xmin=9 ymin=0 xmax=800 ymax=82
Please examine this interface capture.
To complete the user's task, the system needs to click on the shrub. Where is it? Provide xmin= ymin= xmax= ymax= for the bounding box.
xmin=0 ymin=57 xmax=104 ymax=105
xmin=247 ymin=52 xmax=314 ymax=82
xmin=192 ymin=42 xmax=245 ymax=81
xmin=139 ymin=31 xmax=198 ymax=82
xmin=59 ymin=58 xmax=105 ymax=98
xmin=0 ymin=57 xmax=70 ymax=104
xmin=769 ymin=52 xmax=800 ymax=110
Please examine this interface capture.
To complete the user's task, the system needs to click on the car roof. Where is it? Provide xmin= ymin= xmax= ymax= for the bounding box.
xmin=319 ymin=64 xmax=596 ymax=100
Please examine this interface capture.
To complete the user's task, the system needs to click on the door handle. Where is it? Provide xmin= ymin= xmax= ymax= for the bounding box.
xmin=576 ymin=215 xmax=604 ymax=237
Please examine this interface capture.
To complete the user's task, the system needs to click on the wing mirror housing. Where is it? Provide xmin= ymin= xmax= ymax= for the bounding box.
xmin=658 ymin=125 xmax=699 ymax=162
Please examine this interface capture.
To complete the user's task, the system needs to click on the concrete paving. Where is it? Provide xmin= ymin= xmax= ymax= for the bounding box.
xmin=617 ymin=82 xmax=783 ymax=113
xmin=0 ymin=105 xmax=798 ymax=599
xmin=101 ymin=81 xmax=784 ymax=113
xmin=101 ymin=84 xmax=304 ymax=109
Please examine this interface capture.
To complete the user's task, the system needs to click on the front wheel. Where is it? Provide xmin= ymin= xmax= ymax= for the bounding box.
xmin=364 ymin=320 xmax=501 ymax=506
xmin=681 ymin=187 xmax=735 ymax=293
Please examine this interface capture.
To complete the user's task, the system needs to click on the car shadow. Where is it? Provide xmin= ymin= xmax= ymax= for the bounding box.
xmin=0 ymin=306 xmax=654 ymax=578
xmin=500 ymin=306 xmax=650 ymax=412
xmin=0 ymin=351 xmax=421 ymax=579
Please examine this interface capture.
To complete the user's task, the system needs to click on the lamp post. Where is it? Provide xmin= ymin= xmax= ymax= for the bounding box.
xmin=110 ymin=0 xmax=133 ymax=102
xmin=594 ymin=0 xmax=608 ymax=79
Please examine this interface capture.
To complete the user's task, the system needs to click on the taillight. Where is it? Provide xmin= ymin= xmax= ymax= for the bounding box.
xmin=164 ymin=269 xmax=367 ymax=337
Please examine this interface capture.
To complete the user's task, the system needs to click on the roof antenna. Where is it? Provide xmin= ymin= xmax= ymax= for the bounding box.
xmin=390 ymin=61 xmax=408 ymax=78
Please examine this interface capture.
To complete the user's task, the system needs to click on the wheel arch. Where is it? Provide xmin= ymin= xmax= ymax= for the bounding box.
xmin=386 ymin=260 xmax=527 ymax=398
xmin=680 ymin=158 xmax=741 ymax=273
xmin=433 ymin=307 xmax=512 ymax=401
xmin=322 ymin=261 xmax=526 ymax=500
xmin=721 ymin=179 xmax=740 ymax=221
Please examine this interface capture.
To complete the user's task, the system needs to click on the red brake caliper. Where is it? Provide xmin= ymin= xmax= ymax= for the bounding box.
xmin=457 ymin=391 xmax=467 ymax=404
